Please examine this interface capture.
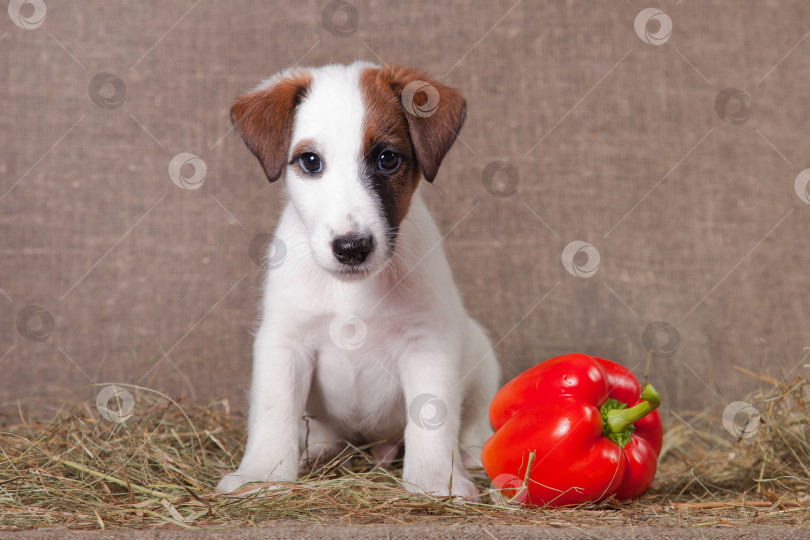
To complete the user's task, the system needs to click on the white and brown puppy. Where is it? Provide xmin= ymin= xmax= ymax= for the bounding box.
xmin=217 ymin=62 xmax=499 ymax=499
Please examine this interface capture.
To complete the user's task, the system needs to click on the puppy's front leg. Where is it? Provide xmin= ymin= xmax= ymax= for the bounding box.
xmin=400 ymin=348 xmax=479 ymax=500
xmin=216 ymin=328 xmax=313 ymax=493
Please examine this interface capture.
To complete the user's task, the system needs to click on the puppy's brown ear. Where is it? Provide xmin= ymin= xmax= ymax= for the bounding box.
xmin=230 ymin=70 xmax=312 ymax=182
xmin=381 ymin=66 xmax=466 ymax=183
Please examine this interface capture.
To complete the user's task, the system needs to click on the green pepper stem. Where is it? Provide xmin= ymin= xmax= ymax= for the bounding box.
xmin=605 ymin=383 xmax=661 ymax=436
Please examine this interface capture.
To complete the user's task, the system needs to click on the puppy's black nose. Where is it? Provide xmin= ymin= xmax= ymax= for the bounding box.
xmin=332 ymin=235 xmax=373 ymax=266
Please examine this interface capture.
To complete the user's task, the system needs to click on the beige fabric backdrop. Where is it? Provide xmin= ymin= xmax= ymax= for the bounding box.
xmin=2 ymin=1 xmax=809 ymax=420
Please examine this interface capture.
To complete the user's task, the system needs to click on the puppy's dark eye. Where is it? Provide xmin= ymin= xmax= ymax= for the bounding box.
xmin=299 ymin=152 xmax=322 ymax=173
xmin=378 ymin=150 xmax=401 ymax=172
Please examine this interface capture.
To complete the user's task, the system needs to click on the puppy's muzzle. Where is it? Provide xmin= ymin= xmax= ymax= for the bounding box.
xmin=332 ymin=234 xmax=374 ymax=266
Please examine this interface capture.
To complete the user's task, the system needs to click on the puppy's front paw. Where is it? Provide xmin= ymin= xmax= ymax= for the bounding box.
xmin=403 ymin=470 xmax=480 ymax=501
xmin=216 ymin=471 xmax=259 ymax=494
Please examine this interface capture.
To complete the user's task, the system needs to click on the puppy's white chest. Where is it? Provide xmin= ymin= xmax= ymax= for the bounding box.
xmin=310 ymin=325 xmax=406 ymax=439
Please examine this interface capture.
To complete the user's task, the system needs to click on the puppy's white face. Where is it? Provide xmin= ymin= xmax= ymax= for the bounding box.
xmin=285 ymin=63 xmax=392 ymax=280
xmin=231 ymin=62 xmax=467 ymax=281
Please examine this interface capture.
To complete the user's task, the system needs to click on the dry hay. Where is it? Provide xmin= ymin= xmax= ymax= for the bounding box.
xmin=1 ymin=366 xmax=808 ymax=531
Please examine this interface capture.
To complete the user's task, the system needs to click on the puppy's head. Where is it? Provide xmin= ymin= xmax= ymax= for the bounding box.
xmin=231 ymin=62 xmax=466 ymax=280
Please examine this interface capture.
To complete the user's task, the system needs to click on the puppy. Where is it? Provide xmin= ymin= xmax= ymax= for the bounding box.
xmin=217 ymin=62 xmax=499 ymax=499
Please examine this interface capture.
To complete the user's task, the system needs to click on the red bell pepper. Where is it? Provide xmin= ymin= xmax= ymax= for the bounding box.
xmin=481 ymin=353 xmax=663 ymax=506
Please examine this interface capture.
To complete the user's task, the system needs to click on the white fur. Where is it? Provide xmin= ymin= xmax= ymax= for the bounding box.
xmin=217 ymin=62 xmax=499 ymax=499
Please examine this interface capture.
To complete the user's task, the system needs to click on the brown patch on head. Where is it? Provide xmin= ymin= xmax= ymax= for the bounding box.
xmin=231 ymin=70 xmax=312 ymax=182
xmin=290 ymin=138 xmax=318 ymax=157
xmin=374 ymin=65 xmax=467 ymax=183
xmin=359 ymin=65 xmax=467 ymax=240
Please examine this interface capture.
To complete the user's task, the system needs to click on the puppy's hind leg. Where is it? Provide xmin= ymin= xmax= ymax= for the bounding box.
xmin=370 ymin=439 xmax=402 ymax=468
xmin=299 ymin=415 xmax=345 ymax=472
xmin=459 ymin=317 xmax=500 ymax=469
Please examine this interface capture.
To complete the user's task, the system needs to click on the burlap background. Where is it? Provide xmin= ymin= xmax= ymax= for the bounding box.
xmin=2 ymin=0 xmax=809 ymax=423
xmin=5 ymin=524 xmax=808 ymax=539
